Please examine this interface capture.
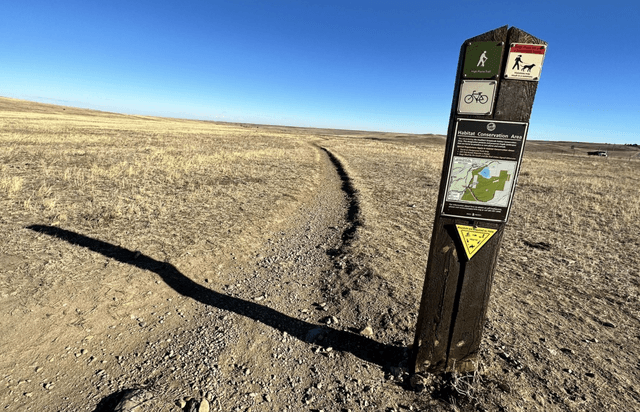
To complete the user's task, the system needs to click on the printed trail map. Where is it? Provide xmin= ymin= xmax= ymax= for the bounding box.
xmin=445 ymin=157 xmax=516 ymax=208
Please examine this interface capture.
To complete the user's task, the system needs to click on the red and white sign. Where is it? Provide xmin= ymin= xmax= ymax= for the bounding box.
xmin=504 ymin=43 xmax=547 ymax=81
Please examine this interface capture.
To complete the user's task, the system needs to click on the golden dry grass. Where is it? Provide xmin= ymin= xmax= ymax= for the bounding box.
xmin=0 ymin=98 xmax=322 ymax=325
xmin=319 ymin=137 xmax=445 ymax=293
xmin=1 ymin=96 xmax=639 ymax=411
xmin=320 ymin=135 xmax=640 ymax=410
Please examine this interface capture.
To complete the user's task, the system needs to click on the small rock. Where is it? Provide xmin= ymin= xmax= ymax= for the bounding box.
xmin=264 ymin=394 xmax=271 ymax=403
xmin=198 ymin=398 xmax=210 ymax=412
xmin=360 ymin=325 xmax=374 ymax=337
xmin=585 ymin=372 xmax=596 ymax=378
xmin=601 ymin=321 xmax=616 ymax=328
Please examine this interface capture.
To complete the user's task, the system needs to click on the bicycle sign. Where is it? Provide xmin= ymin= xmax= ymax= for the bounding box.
xmin=458 ymin=80 xmax=496 ymax=115
xmin=464 ymin=91 xmax=489 ymax=104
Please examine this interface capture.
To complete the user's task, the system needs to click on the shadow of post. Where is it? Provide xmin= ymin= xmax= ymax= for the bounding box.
xmin=26 ymin=225 xmax=404 ymax=368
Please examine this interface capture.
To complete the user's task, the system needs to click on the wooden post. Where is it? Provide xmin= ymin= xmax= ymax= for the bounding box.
xmin=412 ymin=26 xmax=547 ymax=374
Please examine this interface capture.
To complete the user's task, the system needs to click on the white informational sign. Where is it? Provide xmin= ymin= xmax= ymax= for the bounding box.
xmin=504 ymin=43 xmax=547 ymax=81
xmin=457 ymin=80 xmax=497 ymax=115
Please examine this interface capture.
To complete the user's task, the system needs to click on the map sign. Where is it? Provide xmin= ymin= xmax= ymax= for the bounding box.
xmin=446 ymin=158 xmax=517 ymax=206
xmin=442 ymin=119 xmax=528 ymax=222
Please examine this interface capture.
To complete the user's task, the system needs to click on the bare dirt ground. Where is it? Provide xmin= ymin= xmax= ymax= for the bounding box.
xmin=1 ymin=97 xmax=639 ymax=411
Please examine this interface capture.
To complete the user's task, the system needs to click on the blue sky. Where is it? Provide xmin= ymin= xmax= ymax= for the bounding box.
xmin=1 ymin=1 xmax=639 ymax=144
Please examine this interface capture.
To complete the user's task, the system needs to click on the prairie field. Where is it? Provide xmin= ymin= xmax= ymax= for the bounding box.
xmin=1 ymin=97 xmax=639 ymax=411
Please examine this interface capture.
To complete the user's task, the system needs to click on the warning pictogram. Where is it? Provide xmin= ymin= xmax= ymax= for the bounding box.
xmin=504 ymin=43 xmax=547 ymax=81
xmin=456 ymin=225 xmax=497 ymax=260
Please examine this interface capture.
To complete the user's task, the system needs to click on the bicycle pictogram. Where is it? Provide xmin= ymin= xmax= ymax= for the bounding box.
xmin=464 ymin=90 xmax=488 ymax=104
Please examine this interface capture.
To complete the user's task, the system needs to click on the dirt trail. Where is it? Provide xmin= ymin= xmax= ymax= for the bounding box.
xmin=7 ymin=145 xmax=433 ymax=411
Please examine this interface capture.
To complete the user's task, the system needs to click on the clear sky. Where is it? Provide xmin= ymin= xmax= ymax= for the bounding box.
xmin=1 ymin=1 xmax=639 ymax=144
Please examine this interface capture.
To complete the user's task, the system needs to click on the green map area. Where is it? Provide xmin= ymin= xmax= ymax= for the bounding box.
xmin=461 ymin=168 xmax=511 ymax=202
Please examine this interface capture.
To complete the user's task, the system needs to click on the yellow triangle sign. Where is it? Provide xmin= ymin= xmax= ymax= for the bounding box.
xmin=456 ymin=225 xmax=497 ymax=260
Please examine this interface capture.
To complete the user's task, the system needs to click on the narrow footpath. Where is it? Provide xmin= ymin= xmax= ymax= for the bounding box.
xmin=47 ymin=146 xmax=436 ymax=412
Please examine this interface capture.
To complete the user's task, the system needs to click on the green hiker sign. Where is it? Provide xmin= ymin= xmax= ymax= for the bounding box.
xmin=463 ymin=41 xmax=504 ymax=79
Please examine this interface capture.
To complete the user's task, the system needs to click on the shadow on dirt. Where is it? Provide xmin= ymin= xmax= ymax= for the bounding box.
xmin=91 ymin=388 xmax=151 ymax=412
xmin=26 ymin=225 xmax=405 ymax=370
xmin=91 ymin=389 xmax=126 ymax=412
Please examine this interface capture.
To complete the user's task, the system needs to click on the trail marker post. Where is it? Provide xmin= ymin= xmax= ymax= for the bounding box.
xmin=412 ymin=26 xmax=547 ymax=374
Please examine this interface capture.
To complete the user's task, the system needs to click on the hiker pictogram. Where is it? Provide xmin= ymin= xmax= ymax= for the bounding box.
xmin=462 ymin=41 xmax=504 ymax=79
xmin=477 ymin=51 xmax=488 ymax=67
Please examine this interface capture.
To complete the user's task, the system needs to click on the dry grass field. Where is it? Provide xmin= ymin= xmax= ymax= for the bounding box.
xmin=1 ymin=97 xmax=639 ymax=411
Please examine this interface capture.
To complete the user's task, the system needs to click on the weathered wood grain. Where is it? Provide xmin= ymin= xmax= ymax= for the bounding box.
xmin=412 ymin=26 xmax=546 ymax=374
